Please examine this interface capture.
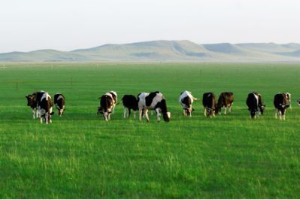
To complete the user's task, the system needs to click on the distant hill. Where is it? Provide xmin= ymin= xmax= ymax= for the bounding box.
xmin=1 ymin=40 xmax=300 ymax=62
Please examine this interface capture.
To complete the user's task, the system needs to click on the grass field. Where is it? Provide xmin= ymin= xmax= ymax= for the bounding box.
xmin=0 ymin=62 xmax=300 ymax=198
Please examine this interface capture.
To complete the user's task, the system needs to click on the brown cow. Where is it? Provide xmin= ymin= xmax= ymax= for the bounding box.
xmin=215 ymin=92 xmax=234 ymax=115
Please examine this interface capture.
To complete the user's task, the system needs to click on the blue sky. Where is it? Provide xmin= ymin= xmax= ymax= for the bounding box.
xmin=1 ymin=0 xmax=299 ymax=52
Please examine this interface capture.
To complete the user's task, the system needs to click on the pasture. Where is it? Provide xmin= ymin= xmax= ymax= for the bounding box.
xmin=0 ymin=62 xmax=300 ymax=198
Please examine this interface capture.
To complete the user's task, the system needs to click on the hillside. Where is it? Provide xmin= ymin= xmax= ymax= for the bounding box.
xmin=1 ymin=40 xmax=300 ymax=62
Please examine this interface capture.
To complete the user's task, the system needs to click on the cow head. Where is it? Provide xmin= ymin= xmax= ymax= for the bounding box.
xmin=26 ymin=94 xmax=36 ymax=106
xmin=278 ymin=104 xmax=289 ymax=115
xmin=163 ymin=112 xmax=171 ymax=122
xmin=258 ymin=104 xmax=266 ymax=115
xmin=97 ymin=106 xmax=103 ymax=115
xmin=215 ymin=106 xmax=221 ymax=115
xmin=206 ymin=107 xmax=215 ymax=117
xmin=184 ymin=107 xmax=194 ymax=116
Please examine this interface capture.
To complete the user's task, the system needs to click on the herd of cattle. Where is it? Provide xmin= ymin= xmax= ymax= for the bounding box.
xmin=26 ymin=90 xmax=300 ymax=124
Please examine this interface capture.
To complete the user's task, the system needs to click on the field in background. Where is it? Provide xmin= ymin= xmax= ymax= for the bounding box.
xmin=0 ymin=63 xmax=300 ymax=198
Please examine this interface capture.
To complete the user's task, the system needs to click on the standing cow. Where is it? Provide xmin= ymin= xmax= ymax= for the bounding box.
xmin=202 ymin=92 xmax=217 ymax=117
xmin=137 ymin=91 xmax=171 ymax=122
xmin=54 ymin=93 xmax=65 ymax=116
xmin=122 ymin=94 xmax=138 ymax=118
xmin=39 ymin=92 xmax=54 ymax=124
xmin=179 ymin=91 xmax=198 ymax=117
xmin=274 ymin=93 xmax=290 ymax=120
xmin=25 ymin=90 xmax=45 ymax=119
xmin=246 ymin=92 xmax=265 ymax=119
xmin=97 ymin=92 xmax=116 ymax=121
xmin=215 ymin=92 xmax=234 ymax=115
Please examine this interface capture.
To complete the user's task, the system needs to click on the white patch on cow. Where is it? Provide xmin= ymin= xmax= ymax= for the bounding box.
xmin=57 ymin=95 xmax=63 ymax=101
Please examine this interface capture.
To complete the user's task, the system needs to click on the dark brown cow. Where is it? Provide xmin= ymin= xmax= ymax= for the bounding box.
xmin=202 ymin=92 xmax=217 ymax=117
xmin=97 ymin=92 xmax=115 ymax=121
xmin=215 ymin=92 xmax=234 ymax=115
xmin=274 ymin=93 xmax=290 ymax=120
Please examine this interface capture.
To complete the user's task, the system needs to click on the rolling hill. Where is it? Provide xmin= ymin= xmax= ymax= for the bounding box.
xmin=1 ymin=40 xmax=300 ymax=62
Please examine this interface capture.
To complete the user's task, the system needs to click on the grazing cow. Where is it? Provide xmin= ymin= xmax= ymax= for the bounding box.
xmin=39 ymin=92 xmax=54 ymax=124
xmin=246 ymin=92 xmax=265 ymax=119
xmin=54 ymin=94 xmax=65 ymax=116
xmin=179 ymin=91 xmax=198 ymax=117
xmin=274 ymin=93 xmax=290 ymax=120
xmin=215 ymin=92 xmax=234 ymax=115
xmin=122 ymin=95 xmax=139 ymax=118
xmin=202 ymin=92 xmax=217 ymax=117
xmin=97 ymin=92 xmax=115 ymax=121
xmin=137 ymin=91 xmax=171 ymax=122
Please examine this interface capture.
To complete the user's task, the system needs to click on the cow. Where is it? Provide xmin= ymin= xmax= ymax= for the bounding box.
xmin=97 ymin=92 xmax=115 ymax=121
xmin=202 ymin=92 xmax=217 ymax=117
xmin=54 ymin=93 xmax=65 ymax=116
xmin=297 ymin=99 xmax=300 ymax=106
xmin=137 ymin=91 xmax=171 ymax=122
xmin=246 ymin=92 xmax=265 ymax=119
xmin=274 ymin=93 xmax=290 ymax=120
xmin=215 ymin=92 xmax=234 ymax=115
xmin=39 ymin=92 xmax=54 ymax=124
xmin=26 ymin=93 xmax=38 ymax=119
xmin=179 ymin=91 xmax=198 ymax=117
xmin=25 ymin=90 xmax=45 ymax=119
xmin=122 ymin=94 xmax=138 ymax=118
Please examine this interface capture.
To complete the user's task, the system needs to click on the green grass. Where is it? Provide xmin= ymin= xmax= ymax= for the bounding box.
xmin=0 ymin=62 xmax=300 ymax=198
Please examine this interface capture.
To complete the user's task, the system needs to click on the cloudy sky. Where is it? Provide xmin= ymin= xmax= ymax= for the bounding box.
xmin=1 ymin=0 xmax=299 ymax=53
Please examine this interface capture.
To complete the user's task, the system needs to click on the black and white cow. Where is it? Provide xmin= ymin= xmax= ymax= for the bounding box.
xmin=25 ymin=90 xmax=45 ymax=119
xmin=246 ymin=92 xmax=265 ymax=119
xmin=202 ymin=92 xmax=217 ymax=117
xmin=39 ymin=92 xmax=54 ymax=124
xmin=274 ymin=93 xmax=290 ymax=120
xmin=179 ymin=91 xmax=198 ymax=117
xmin=54 ymin=93 xmax=65 ymax=116
xmin=137 ymin=91 xmax=171 ymax=122
xmin=122 ymin=95 xmax=138 ymax=118
xmin=97 ymin=92 xmax=116 ymax=121
xmin=215 ymin=92 xmax=234 ymax=115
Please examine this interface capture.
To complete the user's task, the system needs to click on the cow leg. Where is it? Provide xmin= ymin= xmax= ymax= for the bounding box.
xmin=139 ymin=109 xmax=143 ymax=121
xmin=144 ymin=109 xmax=150 ymax=122
xmin=133 ymin=110 xmax=136 ymax=118
xmin=274 ymin=109 xmax=278 ymax=119
xmin=128 ymin=109 xmax=131 ymax=118
xmin=204 ymin=108 xmax=207 ymax=116
xmin=32 ymin=108 xmax=35 ymax=119
xmin=123 ymin=107 xmax=126 ymax=118
xmin=224 ymin=107 xmax=227 ymax=115
xmin=156 ymin=108 xmax=161 ymax=121
xmin=229 ymin=105 xmax=232 ymax=113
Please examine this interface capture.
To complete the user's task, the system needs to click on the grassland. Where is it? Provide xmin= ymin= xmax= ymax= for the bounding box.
xmin=0 ymin=62 xmax=300 ymax=198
